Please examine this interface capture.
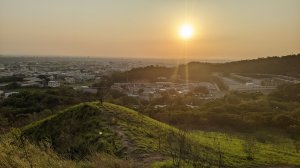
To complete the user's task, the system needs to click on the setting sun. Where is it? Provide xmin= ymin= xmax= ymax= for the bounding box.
xmin=179 ymin=24 xmax=193 ymax=40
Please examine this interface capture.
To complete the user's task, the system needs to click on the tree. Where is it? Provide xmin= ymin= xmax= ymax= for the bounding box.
xmin=138 ymin=88 xmax=144 ymax=95
xmin=293 ymin=140 xmax=300 ymax=153
xmin=188 ymin=143 xmax=208 ymax=168
xmin=93 ymin=76 xmax=113 ymax=104
xmin=213 ymin=140 xmax=223 ymax=168
xmin=156 ymin=126 xmax=164 ymax=151
xmin=193 ymin=86 xmax=209 ymax=95
xmin=166 ymin=130 xmax=191 ymax=168
xmin=110 ymin=89 xmax=126 ymax=99
xmin=0 ymin=114 xmax=9 ymax=133
xmin=243 ymin=136 xmax=258 ymax=160
xmin=4 ymin=82 xmax=20 ymax=90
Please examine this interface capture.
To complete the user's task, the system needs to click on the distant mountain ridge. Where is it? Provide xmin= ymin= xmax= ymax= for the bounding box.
xmin=112 ymin=54 xmax=300 ymax=82
xmin=205 ymin=54 xmax=300 ymax=76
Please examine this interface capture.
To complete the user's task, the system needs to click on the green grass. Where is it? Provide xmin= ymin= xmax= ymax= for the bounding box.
xmin=22 ymin=102 xmax=124 ymax=159
xmin=189 ymin=131 xmax=300 ymax=167
xmin=102 ymin=102 xmax=176 ymax=153
xmin=21 ymin=102 xmax=300 ymax=167
xmin=0 ymin=129 xmax=78 ymax=168
xmin=0 ymin=130 xmax=133 ymax=168
xmin=103 ymin=102 xmax=300 ymax=167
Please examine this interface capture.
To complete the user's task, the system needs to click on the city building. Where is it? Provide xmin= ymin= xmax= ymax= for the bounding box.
xmin=48 ymin=81 xmax=61 ymax=88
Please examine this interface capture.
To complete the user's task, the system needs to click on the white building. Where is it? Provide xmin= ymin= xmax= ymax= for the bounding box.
xmin=65 ymin=77 xmax=75 ymax=84
xmin=23 ymin=77 xmax=43 ymax=82
xmin=4 ymin=92 xmax=19 ymax=98
xmin=48 ymin=75 xmax=55 ymax=81
xmin=21 ymin=82 xmax=41 ymax=87
xmin=48 ymin=81 xmax=60 ymax=88
xmin=154 ymin=105 xmax=167 ymax=109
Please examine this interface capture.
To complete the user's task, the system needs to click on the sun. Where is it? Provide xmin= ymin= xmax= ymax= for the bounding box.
xmin=179 ymin=24 xmax=193 ymax=40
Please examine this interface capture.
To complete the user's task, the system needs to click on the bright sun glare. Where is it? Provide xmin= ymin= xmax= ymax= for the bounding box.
xmin=179 ymin=24 xmax=193 ymax=40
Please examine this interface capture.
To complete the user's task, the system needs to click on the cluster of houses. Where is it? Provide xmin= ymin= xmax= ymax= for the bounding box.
xmin=217 ymin=73 xmax=300 ymax=94
xmin=0 ymin=61 xmax=101 ymax=99
xmin=111 ymin=81 xmax=220 ymax=101
xmin=0 ymin=58 xmax=177 ymax=100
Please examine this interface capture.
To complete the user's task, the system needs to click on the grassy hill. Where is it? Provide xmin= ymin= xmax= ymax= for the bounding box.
xmin=22 ymin=102 xmax=173 ymax=166
xmin=6 ymin=102 xmax=299 ymax=167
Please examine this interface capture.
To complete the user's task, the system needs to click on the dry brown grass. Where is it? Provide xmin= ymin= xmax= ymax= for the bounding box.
xmin=0 ymin=129 xmax=135 ymax=168
xmin=85 ymin=153 xmax=135 ymax=168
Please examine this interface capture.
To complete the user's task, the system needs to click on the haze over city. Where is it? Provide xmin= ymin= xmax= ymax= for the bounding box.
xmin=1 ymin=0 xmax=299 ymax=60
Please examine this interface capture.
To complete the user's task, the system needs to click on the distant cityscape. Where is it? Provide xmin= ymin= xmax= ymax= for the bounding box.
xmin=1 ymin=56 xmax=299 ymax=102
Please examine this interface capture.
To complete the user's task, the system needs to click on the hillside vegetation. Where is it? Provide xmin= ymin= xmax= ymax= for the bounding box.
xmin=0 ymin=129 xmax=133 ymax=168
xmin=12 ymin=102 xmax=299 ymax=167
xmin=0 ymin=87 xmax=98 ymax=133
xmin=111 ymin=54 xmax=300 ymax=82
xmin=146 ymin=84 xmax=300 ymax=140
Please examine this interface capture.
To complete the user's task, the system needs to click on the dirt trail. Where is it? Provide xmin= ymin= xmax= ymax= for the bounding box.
xmin=114 ymin=124 xmax=165 ymax=167
xmin=103 ymin=105 xmax=165 ymax=167
xmin=114 ymin=125 xmax=135 ymax=155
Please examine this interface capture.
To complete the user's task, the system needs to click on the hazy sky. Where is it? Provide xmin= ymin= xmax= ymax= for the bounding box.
xmin=1 ymin=0 xmax=300 ymax=60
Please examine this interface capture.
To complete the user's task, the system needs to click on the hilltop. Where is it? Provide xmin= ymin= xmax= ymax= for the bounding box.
xmin=6 ymin=102 xmax=296 ymax=168
xmin=22 ymin=102 xmax=170 ymax=166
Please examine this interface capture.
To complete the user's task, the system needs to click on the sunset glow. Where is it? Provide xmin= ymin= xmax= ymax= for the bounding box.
xmin=179 ymin=24 xmax=193 ymax=40
xmin=0 ymin=0 xmax=299 ymax=59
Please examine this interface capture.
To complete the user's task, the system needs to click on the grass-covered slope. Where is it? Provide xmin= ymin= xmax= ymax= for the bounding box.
xmin=0 ymin=129 xmax=77 ymax=168
xmin=21 ymin=102 xmax=300 ymax=168
xmin=22 ymin=103 xmax=124 ymax=159
xmin=22 ymin=102 xmax=172 ymax=167
xmin=0 ymin=129 xmax=133 ymax=168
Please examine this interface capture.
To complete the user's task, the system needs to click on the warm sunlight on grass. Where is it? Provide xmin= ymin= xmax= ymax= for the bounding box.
xmin=179 ymin=23 xmax=193 ymax=40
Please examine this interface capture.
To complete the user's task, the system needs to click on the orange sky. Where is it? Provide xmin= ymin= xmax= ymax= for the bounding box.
xmin=0 ymin=0 xmax=300 ymax=60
